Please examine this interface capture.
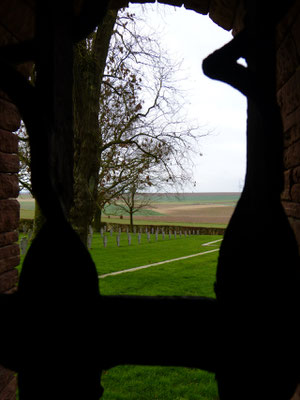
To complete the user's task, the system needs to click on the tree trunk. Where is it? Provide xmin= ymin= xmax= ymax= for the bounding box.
xmin=94 ymin=207 xmax=102 ymax=232
xmin=69 ymin=9 xmax=117 ymax=245
xmin=129 ymin=209 xmax=134 ymax=232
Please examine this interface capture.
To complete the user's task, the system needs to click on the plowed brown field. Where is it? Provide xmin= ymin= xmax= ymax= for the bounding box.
xmin=133 ymin=203 xmax=235 ymax=225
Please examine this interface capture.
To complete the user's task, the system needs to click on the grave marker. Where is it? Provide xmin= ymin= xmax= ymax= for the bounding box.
xmin=20 ymin=237 xmax=28 ymax=256
xmin=87 ymin=234 xmax=92 ymax=249
xmin=27 ymin=229 xmax=33 ymax=241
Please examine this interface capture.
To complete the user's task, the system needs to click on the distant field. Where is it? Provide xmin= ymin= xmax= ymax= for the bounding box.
xmin=19 ymin=192 xmax=240 ymax=226
xmin=103 ymin=203 xmax=163 ymax=216
xmin=145 ymin=192 xmax=240 ymax=205
xmin=19 ymin=198 xmax=35 ymax=219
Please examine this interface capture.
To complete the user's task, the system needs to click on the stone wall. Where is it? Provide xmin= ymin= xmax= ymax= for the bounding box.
xmin=0 ymin=1 xmax=34 ymax=397
xmin=0 ymin=106 xmax=20 ymax=294
xmin=277 ymin=1 xmax=300 ymax=254
xmin=0 ymin=92 xmax=20 ymax=400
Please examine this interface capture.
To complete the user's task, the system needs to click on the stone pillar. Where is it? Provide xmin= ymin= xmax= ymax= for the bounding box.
xmin=0 ymin=3 xmax=34 ymax=396
xmin=0 ymin=94 xmax=20 ymax=399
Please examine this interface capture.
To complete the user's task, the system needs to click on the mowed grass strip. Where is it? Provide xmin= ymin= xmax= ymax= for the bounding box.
xmin=98 ymin=248 xmax=218 ymax=297
xmin=90 ymin=233 xmax=222 ymax=276
xmin=98 ymin=241 xmax=219 ymax=400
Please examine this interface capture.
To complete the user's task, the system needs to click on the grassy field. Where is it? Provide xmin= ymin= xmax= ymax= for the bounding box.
xmin=17 ymin=232 xmax=221 ymax=399
xmin=104 ymin=203 xmax=164 ymax=216
xmin=143 ymin=192 xmax=239 ymax=205
xmin=19 ymin=199 xmax=35 ymax=219
xmin=91 ymin=232 xmax=221 ymax=278
xmin=91 ymin=233 xmax=220 ymax=399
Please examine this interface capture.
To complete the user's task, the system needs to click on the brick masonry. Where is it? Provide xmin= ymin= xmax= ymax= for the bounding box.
xmin=277 ymin=1 xmax=300 ymax=254
xmin=0 ymin=116 xmax=20 ymax=400
xmin=0 ymin=8 xmax=24 ymax=397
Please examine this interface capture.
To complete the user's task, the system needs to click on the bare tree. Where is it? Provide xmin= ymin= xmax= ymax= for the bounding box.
xmin=17 ymin=7 xmax=205 ymax=245
xmin=18 ymin=121 xmax=31 ymax=194
xmin=92 ymin=8 xmax=202 ymax=233
xmin=113 ymin=182 xmax=153 ymax=231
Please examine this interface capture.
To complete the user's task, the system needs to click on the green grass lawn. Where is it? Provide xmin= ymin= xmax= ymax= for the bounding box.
xmin=17 ymin=231 xmax=220 ymax=399
xmin=90 ymin=233 xmax=221 ymax=276
xmin=89 ymin=233 xmax=220 ymax=399
xmin=101 ymin=365 xmax=218 ymax=400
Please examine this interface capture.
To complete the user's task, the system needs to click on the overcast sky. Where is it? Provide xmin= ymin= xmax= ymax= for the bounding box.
xmin=129 ymin=2 xmax=247 ymax=193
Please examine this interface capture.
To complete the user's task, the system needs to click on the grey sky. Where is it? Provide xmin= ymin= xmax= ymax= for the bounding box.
xmin=129 ymin=2 xmax=247 ymax=192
